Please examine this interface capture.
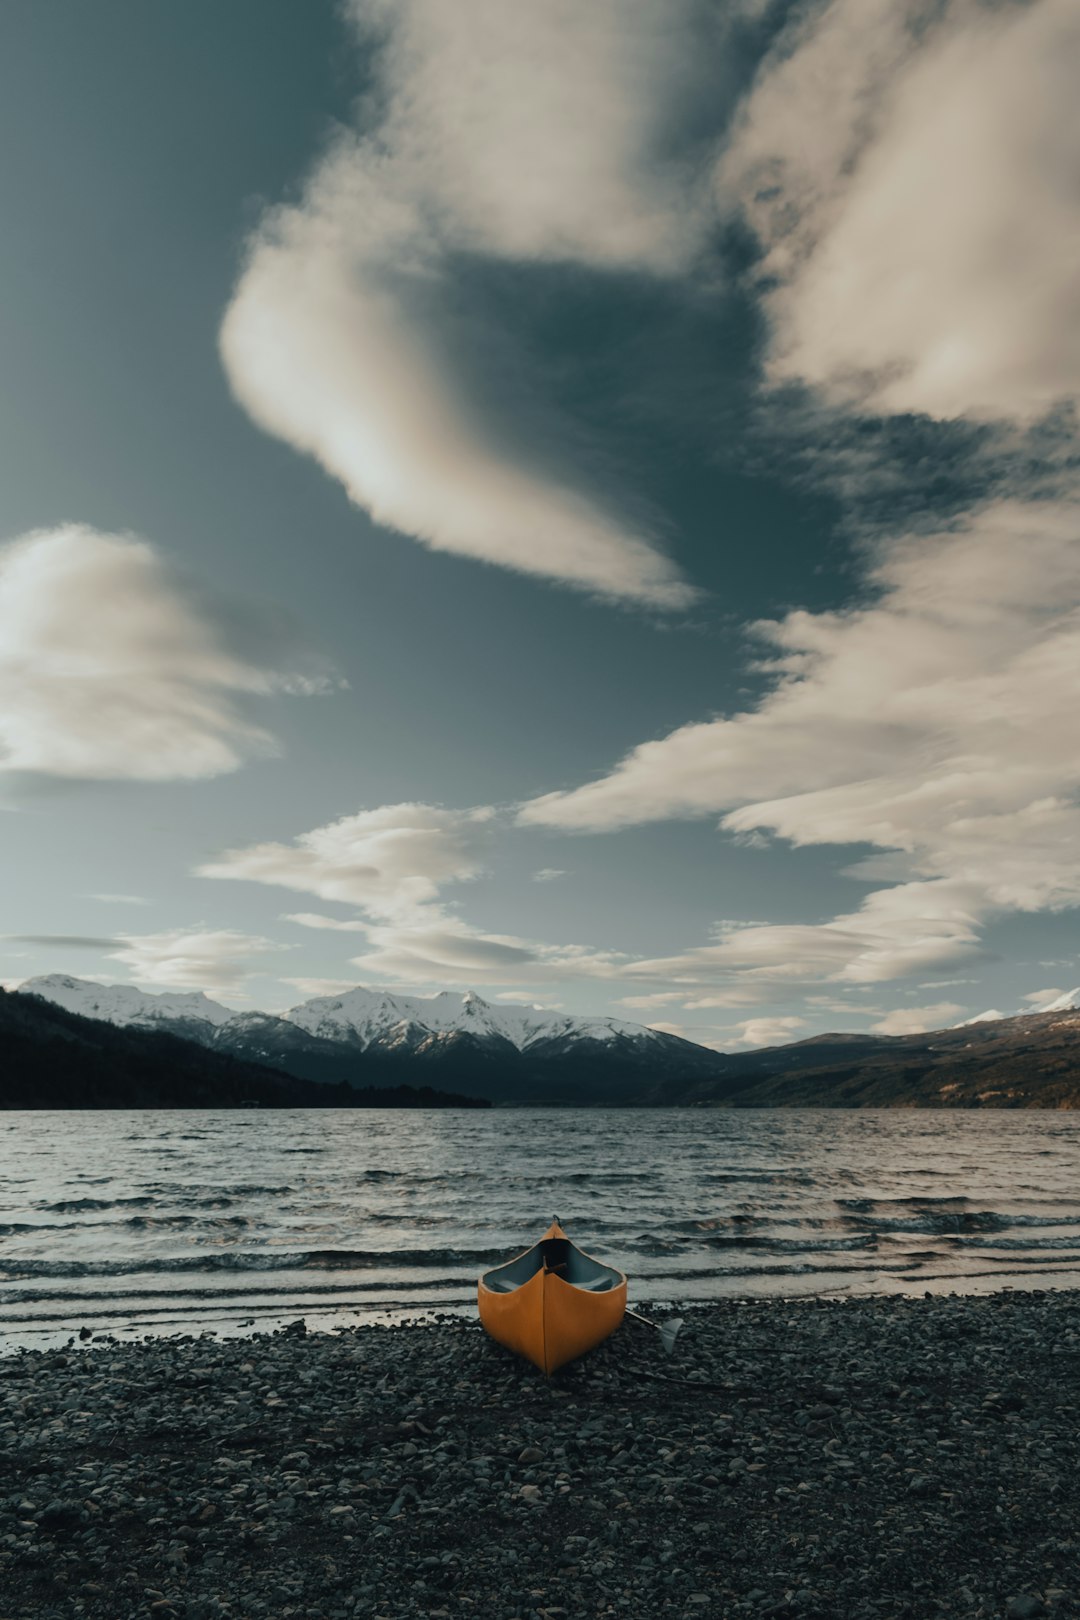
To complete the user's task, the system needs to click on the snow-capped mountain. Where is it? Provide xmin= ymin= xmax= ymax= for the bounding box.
xmin=977 ymin=984 xmax=1080 ymax=1023
xmin=16 ymin=974 xmax=722 ymax=1104
xmin=962 ymin=989 xmax=1080 ymax=1025
xmin=1035 ymin=988 xmax=1080 ymax=1013
xmin=21 ymin=974 xmax=236 ymax=1031
xmin=286 ymin=985 xmax=663 ymax=1054
xmin=17 ymin=975 xmax=1080 ymax=1108
xmin=21 ymin=975 xmax=669 ymax=1053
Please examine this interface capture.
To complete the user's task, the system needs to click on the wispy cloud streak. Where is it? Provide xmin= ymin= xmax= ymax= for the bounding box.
xmin=220 ymin=1 xmax=720 ymax=605
xmin=0 ymin=526 xmax=334 ymax=782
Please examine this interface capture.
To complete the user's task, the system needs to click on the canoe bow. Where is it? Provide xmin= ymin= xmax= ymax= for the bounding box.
xmin=478 ymin=1220 xmax=627 ymax=1373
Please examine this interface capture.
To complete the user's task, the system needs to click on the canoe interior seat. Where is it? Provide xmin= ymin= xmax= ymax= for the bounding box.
xmin=484 ymin=1272 xmax=613 ymax=1294
xmin=482 ymin=1234 xmax=622 ymax=1296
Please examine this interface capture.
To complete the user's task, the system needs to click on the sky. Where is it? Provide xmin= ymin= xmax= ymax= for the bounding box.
xmin=2 ymin=0 xmax=1080 ymax=1050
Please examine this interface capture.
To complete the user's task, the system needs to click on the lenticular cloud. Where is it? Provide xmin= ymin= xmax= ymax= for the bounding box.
xmin=220 ymin=0 xmax=708 ymax=608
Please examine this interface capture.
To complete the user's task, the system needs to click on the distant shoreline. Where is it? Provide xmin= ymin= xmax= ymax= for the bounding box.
xmin=10 ymin=982 xmax=1080 ymax=1108
xmin=3 ymin=1098 xmax=1078 ymax=1110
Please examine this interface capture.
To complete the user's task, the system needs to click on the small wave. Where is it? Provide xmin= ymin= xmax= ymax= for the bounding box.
xmin=669 ymin=1215 xmax=851 ymax=1235
xmin=0 ymin=1220 xmax=112 ymax=1236
xmin=962 ymin=1235 xmax=1080 ymax=1253
xmin=34 ymin=1196 xmax=155 ymax=1213
xmin=0 ymin=1254 xmax=990 ymax=1313
xmin=836 ymin=1195 xmax=970 ymax=1212
xmin=554 ymin=1171 xmax=658 ymax=1185
xmin=701 ymin=1233 xmax=880 ymax=1255
xmin=902 ymin=1260 xmax=1080 ymax=1282
xmin=6 ymin=1110 xmax=1080 ymax=1341
xmin=845 ymin=1209 xmax=1075 ymax=1235
xmin=229 ymin=1185 xmax=295 ymax=1196
xmin=0 ymin=1276 xmax=472 ymax=1309
xmin=0 ymin=1245 xmax=516 ymax=1281
xmin=702 ymin=1170 xmax=818 ymax=1185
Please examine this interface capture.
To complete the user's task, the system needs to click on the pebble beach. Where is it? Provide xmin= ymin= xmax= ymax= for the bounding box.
xmin=2 ymin=1291 xmax=1078 ymax=1620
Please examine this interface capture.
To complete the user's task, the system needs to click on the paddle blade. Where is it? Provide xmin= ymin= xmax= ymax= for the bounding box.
xmin=659 ymin=1318 xmax=684 ymax=1356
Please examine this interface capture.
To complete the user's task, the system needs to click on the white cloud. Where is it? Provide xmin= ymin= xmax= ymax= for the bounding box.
xmin=282 ymin=913 xmax=369 ymax=933
xmin=348 ymin=914 xmax=537 ymax=981
xmin=1022 ymin=987 xmax=1064 ymax=1008
xmin=220 ymin=2 xmax=707 ymax=606
xmin=681 ymin=988 xmax=772 ymax=1009
xmin=201 ymin=804 xmax=493 ymax=913
xmin=607 ymin=881 xmax=985 ymax=993
xmin=346 ymin=916 xmax=628 ymax=989
xmin=523 ymin=499 xmax=1080 ymax=987
xmin=721 ymin=0 xmax=1080 ymax=421
xmin=524 ymin=501 xmax=1080 ymax=837
xmin=511 ymin=0 xmax=1080 ymax=1007
xmin=0 ymin=525 xmax=332 ymax=782
xmin=870 ymin=1002 xmax=966 ymax=1037
xmin=350 ymin=0 xmax=712 ymax=274
xmin=731 ymin=1015 xmax=806 ymax=1049
xmin=190 ymin=786 xmax=998 ymax=1002
xmin=280 ymin=977 xmax=361 ymax=1001
xmin=200 ymin=801 xmax=629 ymax=989
xmin=86 ymin=893 xmax=150 ymax=906
xmin=806 ymin=997 xmax=886 ymax=1018
xmin=616 ymin=991 xmax=687 ymax=1010
xmin=107 ymin=929 xmax=287 ymax=996
xmin=532 ymin=869 xmax=567 ymax=883
xmin=493 ymin=991 xmax=562 ymax=1007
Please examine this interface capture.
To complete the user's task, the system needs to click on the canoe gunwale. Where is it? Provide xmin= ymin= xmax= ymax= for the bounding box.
xmin=477 ymin=1220 xmax=626 ymax=1298
xmin=477 ymin=1221 xmax=627 ymax=1374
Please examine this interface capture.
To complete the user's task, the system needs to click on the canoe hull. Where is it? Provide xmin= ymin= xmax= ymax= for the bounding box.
xmin=478 ymin=1227 xmax=627 ymax=1373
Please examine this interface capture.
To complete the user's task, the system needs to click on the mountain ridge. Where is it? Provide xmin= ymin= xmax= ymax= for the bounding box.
xmin=0 ymin=988 xmax=490 ymax=1110
xmin=18 ymin=974 xmax=729 ymax=1104
xmin=644 ymin=1006 xmax=1080 ymax=1109
xmin=21 ymin=975 xmax=676 ymax=1054
xmin=17 ymin=975 xmax=1080 ymax=1107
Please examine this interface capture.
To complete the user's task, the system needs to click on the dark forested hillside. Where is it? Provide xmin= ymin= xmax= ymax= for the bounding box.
xmin=646 ymin=1009 xmax=1080 ymax=1108
xmin=0 ymin=991 xmax=489 ymax=1109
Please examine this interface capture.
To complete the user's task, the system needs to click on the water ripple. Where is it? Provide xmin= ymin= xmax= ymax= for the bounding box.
xmin=2 ymin=1107 xmax=1080 ymax=1344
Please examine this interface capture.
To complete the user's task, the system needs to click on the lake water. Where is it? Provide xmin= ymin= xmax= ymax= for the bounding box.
xmin=3 ymin=1108 xmax=1080 ymax=1349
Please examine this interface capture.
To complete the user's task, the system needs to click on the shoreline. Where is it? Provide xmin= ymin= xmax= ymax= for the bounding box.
xmin=1 ymin=1293 xmax=1077 ymax=1619
xmin=10 ymin=1268 xmax=1080 ymax=1355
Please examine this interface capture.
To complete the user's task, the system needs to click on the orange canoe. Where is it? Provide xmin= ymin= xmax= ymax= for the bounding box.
xmin=478 ymin=1219 xmax=627 ymax=1373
